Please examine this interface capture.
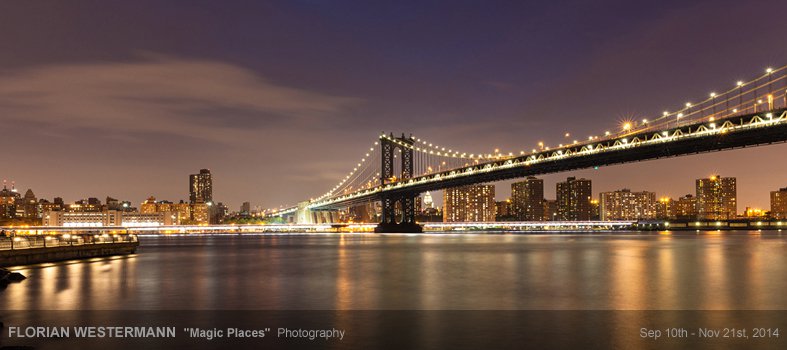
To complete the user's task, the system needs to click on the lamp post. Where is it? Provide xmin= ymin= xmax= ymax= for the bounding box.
xmin=766 ymin=67 xmax=773 ymax=95
xmin=737 ymin=81 xmax=744 ymax=114
xmin=710 ymin=92 xmax=716 ymax=119
xmin=766 ymin=68 xmax=774 ymax=110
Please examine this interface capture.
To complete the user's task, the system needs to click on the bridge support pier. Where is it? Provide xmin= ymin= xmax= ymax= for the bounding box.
xmin=375 ymin=193 xmax=423 ymax=233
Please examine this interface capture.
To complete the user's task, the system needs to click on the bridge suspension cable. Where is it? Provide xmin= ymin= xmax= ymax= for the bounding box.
xmin=270 ymin=64 xmax=787 ymax=216
xmin=550 ymin=64 xmax=787 ymax=152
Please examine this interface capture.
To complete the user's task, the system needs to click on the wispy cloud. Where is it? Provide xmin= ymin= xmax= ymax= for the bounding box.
xmin=0 ymin=55 xmax=358 ymax=145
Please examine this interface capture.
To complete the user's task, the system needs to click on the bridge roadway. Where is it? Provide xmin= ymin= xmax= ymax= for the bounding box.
xmin=302 ymin=108 xmax=787 ymax=212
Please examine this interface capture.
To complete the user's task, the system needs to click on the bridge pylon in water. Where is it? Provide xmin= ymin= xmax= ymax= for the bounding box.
xmin=376 ymin=133 xmax=423 ymax=233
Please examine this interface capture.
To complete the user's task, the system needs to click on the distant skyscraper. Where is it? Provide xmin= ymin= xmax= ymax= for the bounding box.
xmin=770 ymin=187 xmax=787 ymax=219
xmin=189 ymin=169 xmax=213 ymax=204
xmin=241 ymin=201 xmax=251 ymax=214
xmin=511 ymin=176 xmax=544 ymax=221
xmin=696 ymin=175 xmax=736 ymax=220
xmin=21 ymin=189 xmax=39 ymax=218
xmin=0 ymin=183 xmax=19 ymax=219
xmin=599 ymin=189 xmax=657 ymax=220
xmin=443 ymin=184 xmax=495 ymax=222
xmin=675 ymin=194 xmax=697 ymax=219
xmin=556 ymin=177 xmax=592 ymax=221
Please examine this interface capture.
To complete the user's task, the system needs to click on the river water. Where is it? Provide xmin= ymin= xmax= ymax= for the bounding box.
xmin=5 ymin=231 xmax=787 ymax=310
xmin=2 ymin=231 xmax=786 ymax=349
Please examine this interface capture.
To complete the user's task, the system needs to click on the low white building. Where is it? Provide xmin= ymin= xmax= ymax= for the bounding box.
xmin=44 ymin=210 xmax=174 ymax=227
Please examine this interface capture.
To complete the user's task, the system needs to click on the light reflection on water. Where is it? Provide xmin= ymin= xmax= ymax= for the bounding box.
xmin=1 ymin=231 xmax=786 ymax=310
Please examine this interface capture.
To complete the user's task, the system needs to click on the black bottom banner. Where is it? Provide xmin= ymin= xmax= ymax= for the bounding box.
xmin=1 ymin=310 xmax=785 ymax=350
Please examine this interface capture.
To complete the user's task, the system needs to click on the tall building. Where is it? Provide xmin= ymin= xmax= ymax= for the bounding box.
xmin=189 ymin=169 xmax=213 ymax=204
xmin=40 ymin=198 xmax=63 ymax=213
xmin=20 ymin=189 xmax=39 ymax=218
xmin=211 ymin=202 xmax=228 ymax=224
xmin=240 ymin=201 xmax=251 ymax=215
xmin=157 ymin=201 xmax=174 ymax=213
xmin=599 ymin=189 xmax=657 ymax=220
xmin=174 ymin=201 xmax=192 ymax=224
xmin=696 ymin=175 xmax=737 ymax=220
xmin=495 ymin=199 xmax=512 ymax=220
xmin=423 ymin=191 xmax=434 ymax=209
xmin=443 ymin=184 xmax=495 ymax=222
xmin=140 ymin=196 xmax=158 ymax=214
xmin=675 ymin=194 xmax=697 ymax=219
xmin=656 ymin=197 xmax=675 ymax=220
xmin=771 ymin=187 xmax=787 ymax=219
xmin=556 ymin=177 xmax=592 ymax=221
xmin=511 ymin=176 xmax=544 ymax=221
xmin=543 ymin=199 xmax=558 ymax=221
xmin=192 ymin=202 xmax=209 ymax=224
xmin=0 ymin=183 xmax=20 ymax=219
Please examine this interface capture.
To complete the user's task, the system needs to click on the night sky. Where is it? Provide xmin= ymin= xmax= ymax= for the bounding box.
xmin=1 ymin=0 xmax=786 ymax=211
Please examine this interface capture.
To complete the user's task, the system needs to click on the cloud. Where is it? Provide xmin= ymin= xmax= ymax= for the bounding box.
xmin=0 ymin=55 xmax=358 ymax=145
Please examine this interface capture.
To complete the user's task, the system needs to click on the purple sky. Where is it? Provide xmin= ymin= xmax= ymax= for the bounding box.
xmin=1 ymin=0 xmax=786 ymax=211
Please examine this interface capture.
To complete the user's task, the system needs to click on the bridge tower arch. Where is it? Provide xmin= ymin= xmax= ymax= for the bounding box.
xmin=376 ymin=133 xmax=423 ymax=233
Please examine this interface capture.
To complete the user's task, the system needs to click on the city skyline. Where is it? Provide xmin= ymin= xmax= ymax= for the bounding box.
xmin=3 ymin=165 xmax=784 ymax=214
xmin=4 ymin=170 xmax=784 ymax=223
xmin=1 ymin=1 xmax=786 ymax=210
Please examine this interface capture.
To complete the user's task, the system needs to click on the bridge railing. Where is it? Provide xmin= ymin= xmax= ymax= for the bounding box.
xmin=0 ymin=233 xmax=138 ymax=251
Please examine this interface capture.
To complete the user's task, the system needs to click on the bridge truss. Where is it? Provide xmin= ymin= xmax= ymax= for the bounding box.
xmin=270 ymin=65 xmax=787 ymax=232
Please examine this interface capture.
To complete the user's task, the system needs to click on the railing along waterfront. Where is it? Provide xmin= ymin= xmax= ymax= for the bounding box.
xmin=0 ymin=231 xmax=138 ymax=251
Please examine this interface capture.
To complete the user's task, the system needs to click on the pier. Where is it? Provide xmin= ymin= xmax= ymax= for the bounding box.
xmin=0 ymin=230 xmax=139 ymax=267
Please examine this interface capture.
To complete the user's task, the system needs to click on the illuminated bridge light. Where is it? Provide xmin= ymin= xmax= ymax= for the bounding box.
xmin=271 ymin=65 xmax=787 ymax=214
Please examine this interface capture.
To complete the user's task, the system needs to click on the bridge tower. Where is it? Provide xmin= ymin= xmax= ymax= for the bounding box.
xmin=376 ymin=133 xmax=423 ymax=233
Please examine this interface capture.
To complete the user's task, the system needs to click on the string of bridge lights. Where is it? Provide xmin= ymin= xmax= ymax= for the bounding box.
xmin=307 ymin=65 xmax=786 ymax=205
xmin=533 ymin=65 xmax=787 ymax=154
xmin=380 ymin=133 xmax=512 ymax=160
xmin=313 ymin=134 xmax=498 ymax=203
xmin=312 ymin=140 xmax=380 ymax=202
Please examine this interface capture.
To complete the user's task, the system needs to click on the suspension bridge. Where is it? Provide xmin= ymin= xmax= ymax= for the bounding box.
xmin=269 ymin=66 xmax=787 ymax=232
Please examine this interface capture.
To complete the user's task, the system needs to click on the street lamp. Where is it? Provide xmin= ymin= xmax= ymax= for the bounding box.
xmin=710 ymin=92 xmax=716 ymax=119
xmin=766 ymin=67 xmax=773 ymax=95
xmin=737 ymin=81 xmax=743 ymax=114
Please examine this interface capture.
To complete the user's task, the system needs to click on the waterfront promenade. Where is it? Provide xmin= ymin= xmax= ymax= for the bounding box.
xmin=0 ymin=231 xmax=139 ymax=267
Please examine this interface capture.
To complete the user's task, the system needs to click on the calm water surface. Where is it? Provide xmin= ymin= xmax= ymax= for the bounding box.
xmin=3 ymin=231 xmax=787 ymax=310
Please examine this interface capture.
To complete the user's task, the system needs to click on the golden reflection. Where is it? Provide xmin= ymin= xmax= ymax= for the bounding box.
xmin=335 ymin=234 xmax=352 ymax=309
xmin=610 ymin=244 xmax=646 ymax=310
xmin=701 ymin=238 xmax=729 ymax=309
xmin=655 ymin=236 xmax=676 ymax=308
xmin=419 ymin=249 xmax=441 ymax=310
xmin=744 ymin=235 xmax=763 ymax=308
